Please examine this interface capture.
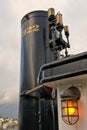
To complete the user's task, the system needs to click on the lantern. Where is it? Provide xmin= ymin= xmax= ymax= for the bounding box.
xmin=61 ymin=86 xmax=81 ymax=125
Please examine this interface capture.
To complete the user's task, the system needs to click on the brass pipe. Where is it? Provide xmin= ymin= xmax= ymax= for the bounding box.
xmin=64 ymin=26 xmax=69 ymax=33
xmin=48 ymin=8 xmax=55 ymax=17
xmin=56 ymin=13 xmax=63 ymax=25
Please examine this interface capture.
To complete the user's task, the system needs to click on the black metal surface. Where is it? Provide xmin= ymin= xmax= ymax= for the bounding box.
xmin=19 ymin=96 xmax=39 ymax=130
xmin=19 ymin=11 xmax=54 ymax=130
xmin=39 ymin=51 xmax=87 ymax=71
xmin=39 ymin=99 xmax=46 ymax=130
xmin=41 ymin=69 xmax=87 ymax=83
xmin=38 ymin=52 xmax=87 ymax=83
xmin=39 ymin=99 xmax=58 ymax=130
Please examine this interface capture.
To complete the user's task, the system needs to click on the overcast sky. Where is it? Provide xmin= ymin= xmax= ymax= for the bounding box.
xmin=0 ymin=0 xmax=87 ymax=118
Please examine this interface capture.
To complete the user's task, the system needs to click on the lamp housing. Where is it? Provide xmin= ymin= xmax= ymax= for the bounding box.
xmin=61 ymin=86 xmax=81 ymax=125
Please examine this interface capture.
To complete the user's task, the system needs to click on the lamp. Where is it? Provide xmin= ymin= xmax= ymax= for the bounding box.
xmin=61 ymin=86 xmax=81 ymax=125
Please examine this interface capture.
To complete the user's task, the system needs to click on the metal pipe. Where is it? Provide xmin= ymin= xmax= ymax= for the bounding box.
xmin=20 ymin=85 xmax=44 ymax=96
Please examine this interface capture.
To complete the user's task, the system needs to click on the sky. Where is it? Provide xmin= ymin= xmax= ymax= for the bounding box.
xmin=0 ymin=0 xmax=87 ymax=118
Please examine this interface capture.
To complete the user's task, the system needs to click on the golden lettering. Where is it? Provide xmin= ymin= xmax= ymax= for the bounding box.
xmin=22 ymin=24 xmax=40 ymax=36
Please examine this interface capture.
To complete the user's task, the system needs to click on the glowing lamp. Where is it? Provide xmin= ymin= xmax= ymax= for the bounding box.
xmin=64 ymin=101 xmax=76 ymax=115
xmin=61 ymin=86 xmax=81 ymax=125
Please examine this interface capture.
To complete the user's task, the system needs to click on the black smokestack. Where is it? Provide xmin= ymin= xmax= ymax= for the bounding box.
xmin=19 ymin=10 xmax=54 ymax=130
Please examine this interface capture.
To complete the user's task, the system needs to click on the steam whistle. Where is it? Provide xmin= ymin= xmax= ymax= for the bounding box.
xmin=48 ymin=8 xmax=70 ymax=59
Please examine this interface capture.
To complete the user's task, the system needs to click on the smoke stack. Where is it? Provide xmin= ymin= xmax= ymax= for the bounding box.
xmin=19 ymin=10 xmax=54 ymax=130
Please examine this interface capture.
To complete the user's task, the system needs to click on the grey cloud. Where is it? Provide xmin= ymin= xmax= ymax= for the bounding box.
xmin=0 ymin=102 xmax=18 ymax=118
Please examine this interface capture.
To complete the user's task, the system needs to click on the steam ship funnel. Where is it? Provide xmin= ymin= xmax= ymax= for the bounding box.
xmin=19 ymin=10 xmax=53 ymax=130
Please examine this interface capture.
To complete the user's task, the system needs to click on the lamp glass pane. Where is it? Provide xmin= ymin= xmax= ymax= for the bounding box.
xmin=61 ymin=99 xmax=79 ymax=125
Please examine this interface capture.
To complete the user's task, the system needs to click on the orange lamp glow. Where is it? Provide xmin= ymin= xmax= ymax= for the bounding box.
xmin=64 ymin=101 xmax=76 ymax=115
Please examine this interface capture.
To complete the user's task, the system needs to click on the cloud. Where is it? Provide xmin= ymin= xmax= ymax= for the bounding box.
xmin=0 ymin=87 xmax=19 ymax=104
xmin=0 ymin=102 xmax=18 ymax=118
xmin=0 ymin=95 xmax=11 ymax=105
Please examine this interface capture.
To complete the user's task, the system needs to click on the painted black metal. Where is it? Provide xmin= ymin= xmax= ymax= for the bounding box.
xmin=39 ymin=99 xmax=58 ymax=130
xmin=38 ymin=51 xmax=87 ymax=83
xmin=19 ymin=10 xmax=55 ymax=130
xmin=38 ymin=51 xmax=87 ymax=72
xmin=41 ymin=69 xmax=87 ymax=83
